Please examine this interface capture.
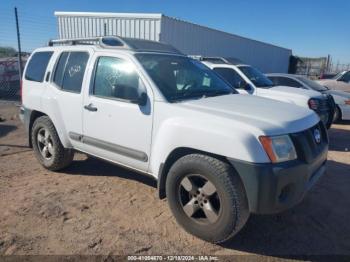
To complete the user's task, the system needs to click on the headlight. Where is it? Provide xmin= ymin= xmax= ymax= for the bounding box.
xmin=308 ymin=99 xmax=319 ymax=110
xmin=259 ymin=135 xmax=297 ymax=163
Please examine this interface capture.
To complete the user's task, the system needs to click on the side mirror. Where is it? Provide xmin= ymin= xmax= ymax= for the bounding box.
xmin=137 ymin=92 xmax=148 ymax=106
xmin=244 ymin=83 xmax=254 ymax=91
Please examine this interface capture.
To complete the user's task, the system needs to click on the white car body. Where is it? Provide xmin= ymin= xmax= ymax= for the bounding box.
xmin=201 ymin=61 xmax=325 ymax=109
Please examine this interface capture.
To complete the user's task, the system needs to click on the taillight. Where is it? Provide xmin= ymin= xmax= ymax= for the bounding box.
xmin=308 ymin=99 xmax=319 ymax=110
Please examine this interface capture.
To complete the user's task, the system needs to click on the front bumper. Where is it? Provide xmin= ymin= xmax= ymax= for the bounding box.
xmin=229 ymin=122 xmax=328 ymax=214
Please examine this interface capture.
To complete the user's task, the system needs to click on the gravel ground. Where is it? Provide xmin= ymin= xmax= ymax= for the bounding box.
xmin=0 ymin=101 xmax=349 ymax=258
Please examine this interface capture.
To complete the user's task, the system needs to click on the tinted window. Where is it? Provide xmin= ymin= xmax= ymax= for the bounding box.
xmin=25 ymin=52 xmax=53 ymax=82
xmin=136 ymin=54 xmax=236 ymax=102
xmin=238 ymin=66 xmax=274 ymax=88
xmin=269 ymin=76 xmax=302 ymax=88
xmin=53 ymin=52 xmax=89 ymax=93
xmin=93 ymin=57 xmax=140 ymax=101
xmin=213 ymin=67 xmax=246 ymax=89
xmin=53 ymin=52 xmax=69 ymax=87
xmin=295 ymin=76 xmax=328 ymax=91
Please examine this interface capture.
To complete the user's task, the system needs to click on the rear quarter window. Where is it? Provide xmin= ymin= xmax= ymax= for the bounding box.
xmin=25 ymin=51 xmax=53 ymax=82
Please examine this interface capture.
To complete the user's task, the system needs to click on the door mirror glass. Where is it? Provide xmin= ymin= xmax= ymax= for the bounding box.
xmin=137 ymin=92 xmax=148 ymax=106
xmin=244 ymin=83 xmax=254 ymax=91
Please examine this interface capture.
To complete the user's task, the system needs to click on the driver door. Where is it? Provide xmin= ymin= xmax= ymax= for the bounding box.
xmin=81 ymin=53 xmax=153 ymax=172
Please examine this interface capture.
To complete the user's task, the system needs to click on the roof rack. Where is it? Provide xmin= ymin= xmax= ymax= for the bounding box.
xmin=48 ymin=36 xmax=130 ymax=48
xmin=189 ymin=56 xmax=246 ymax=65
xmin=48 ymin=36 xmax=183 ymax=55
xmin=189 ymin=56 xmax=230 ymax=64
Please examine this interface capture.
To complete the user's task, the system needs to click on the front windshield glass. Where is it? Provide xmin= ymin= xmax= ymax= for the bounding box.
xmin=296 ymin=76 xmax=328 ymax=91
xmin=238 ymin=66 xmax=274 ymax=88
xmin=135 ymin=54 xmax=236 ymax=102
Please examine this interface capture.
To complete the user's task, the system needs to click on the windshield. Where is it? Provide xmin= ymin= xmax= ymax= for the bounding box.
xmin=238 ymin=66 xmax=274 ymax=88
xmin=136 ymin=54 xmax=236 ymax=102
xmin=295 ymin=76 xmax=328 ymax=91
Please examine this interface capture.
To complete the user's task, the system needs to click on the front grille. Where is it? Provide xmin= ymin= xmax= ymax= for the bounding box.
xmin=290 ymin=122 xmax=328 ymax=163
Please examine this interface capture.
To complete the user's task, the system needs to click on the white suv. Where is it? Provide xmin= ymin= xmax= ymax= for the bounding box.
xmin=197 ymin=57 xmax=334 ymax=128
xmin=20 ymin=37 xmax=328 ymax=243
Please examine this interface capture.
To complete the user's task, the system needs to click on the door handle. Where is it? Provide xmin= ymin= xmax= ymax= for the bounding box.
xmin=84 ymin=103 xmax=98 ymax=112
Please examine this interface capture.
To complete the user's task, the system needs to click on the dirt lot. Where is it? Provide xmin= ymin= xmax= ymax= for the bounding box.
xmin=0 ymin=101 xmax=349 ymax=258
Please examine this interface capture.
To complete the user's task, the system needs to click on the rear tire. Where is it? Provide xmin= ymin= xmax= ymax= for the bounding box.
xmin=31 ymin=116 xmax=74 ymax=171
xmin=166 ymin=154 xmax=249 ymax=243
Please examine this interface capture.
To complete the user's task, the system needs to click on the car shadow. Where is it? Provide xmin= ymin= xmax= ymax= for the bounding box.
xmin=63 ymin=156 xmax=157 ymax=189
xmin=220 ymin=160 xmax=350 ymax=259
xmin=0 ymin=124 xmax=17 ymax=138
xmin=328 ymin=126 xmax=350 ymax=152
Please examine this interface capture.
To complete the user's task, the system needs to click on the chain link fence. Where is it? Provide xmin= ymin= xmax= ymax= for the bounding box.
xmin=0 ymin=56 xmax=28 ymax=101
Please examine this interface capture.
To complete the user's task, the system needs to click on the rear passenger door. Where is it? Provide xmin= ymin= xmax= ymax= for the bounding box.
xmin=45 ymin=50 xmax=91 ymax=148
xmin=81 ymin=53 xmax=153 ymax=172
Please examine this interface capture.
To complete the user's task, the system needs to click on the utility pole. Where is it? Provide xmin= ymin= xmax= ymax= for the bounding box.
xmin=15 ymin=7 xmax=23 ymax=78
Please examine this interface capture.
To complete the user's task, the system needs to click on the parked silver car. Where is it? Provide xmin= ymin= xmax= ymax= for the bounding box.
xmin=267 ymin=73 xmax=350 ymax=122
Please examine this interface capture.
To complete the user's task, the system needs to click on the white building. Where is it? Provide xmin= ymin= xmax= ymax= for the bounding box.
xmin=55 ymin=12 xmax=292 ymax=73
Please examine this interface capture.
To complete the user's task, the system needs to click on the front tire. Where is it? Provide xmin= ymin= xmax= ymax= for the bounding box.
xmin=31 ymin=116 xmax=74 ymax=171
xmin=166 ymin=154 xmax=249 ymax=243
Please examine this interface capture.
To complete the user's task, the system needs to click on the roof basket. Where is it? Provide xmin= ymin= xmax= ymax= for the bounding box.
xmin=48 ymin=36 xmax=131 ymax=49
xmin=48 ymin=36 xmax=183 ymax=55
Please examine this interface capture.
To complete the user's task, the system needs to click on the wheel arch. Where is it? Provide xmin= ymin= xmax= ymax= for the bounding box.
xmin=157 ymin=147 xmax=234 ymax=199
xmin=28 ymin=110 xmax=47 ymax=147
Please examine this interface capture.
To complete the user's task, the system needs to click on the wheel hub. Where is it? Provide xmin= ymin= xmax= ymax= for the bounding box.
xmin=179 ymin=174 xmax=221 ymax=224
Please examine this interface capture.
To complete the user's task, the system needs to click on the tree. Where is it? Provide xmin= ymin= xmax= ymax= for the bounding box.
xmin=0 ymin=47 xmax=17 ymax=58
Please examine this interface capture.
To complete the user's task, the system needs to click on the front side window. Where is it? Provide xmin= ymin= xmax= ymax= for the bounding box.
xmin=25 ymin=51 xmax=53 ymax=82
xmin=93 ymin=56 xmax=141 ymax=102
xmin=53 ymin=51 xmax=89 ymax=93
xmin=238 ymin=66 xmax=274 ymax=88
xmin=213 ymin=67 xmax=246 ymax=89
xmin=135 ymin=54 xmax=235 ymax=102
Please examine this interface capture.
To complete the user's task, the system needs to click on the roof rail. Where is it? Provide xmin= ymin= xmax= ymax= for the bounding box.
xmin=48 ymin=36 xmax=131 ymax=49
xmin=189 ymin=56 xmax=230 ymax=64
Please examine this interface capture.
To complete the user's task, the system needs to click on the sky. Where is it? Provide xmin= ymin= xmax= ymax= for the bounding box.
xmin=0 ymin=0 xmax=349 ymax=64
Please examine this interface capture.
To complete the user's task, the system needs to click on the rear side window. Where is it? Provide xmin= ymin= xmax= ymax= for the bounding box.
xmin=272 ymin=77 xmax=302 ymax=88
xmin=25 ymin=51 xmax=53 ymax=82
xmin=53 ymin=51 xmax=89 ymax=93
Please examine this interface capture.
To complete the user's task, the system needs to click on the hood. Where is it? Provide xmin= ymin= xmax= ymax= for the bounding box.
xmin=180 ymin=94 xmax=319 ymax=136
xmin=256 ymin=85 xmax=323 ymax=108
